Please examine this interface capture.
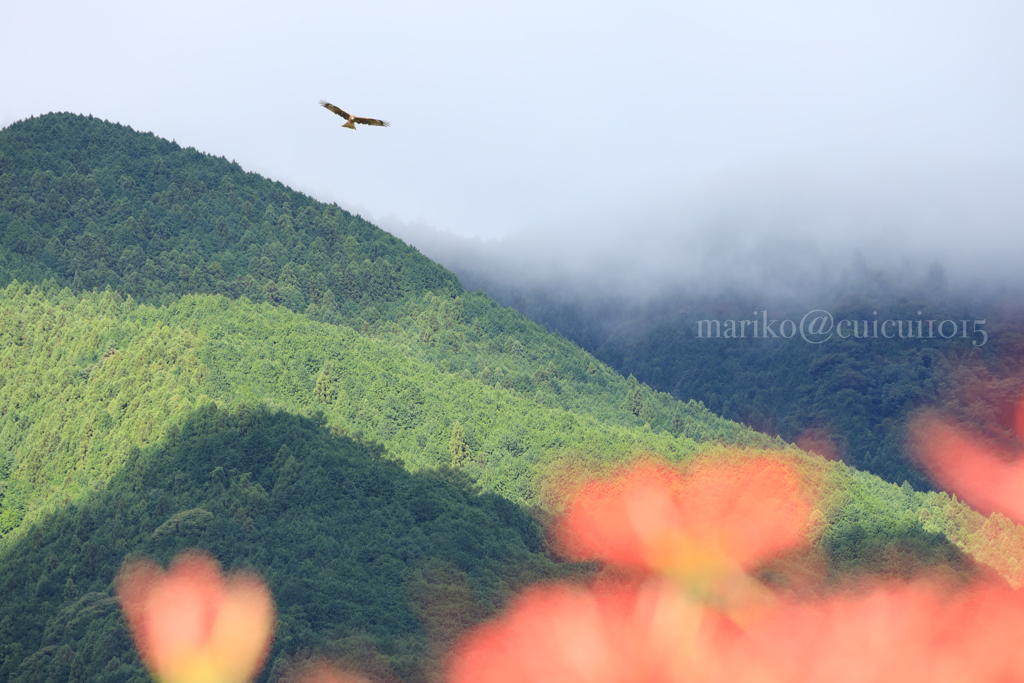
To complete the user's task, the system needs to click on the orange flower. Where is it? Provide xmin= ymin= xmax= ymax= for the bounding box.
xmin=447 ymin=578 xmax=736 ymax=683
xmin=116 ymin=550 xmax=275 ymax=683
xmin=911 ymin=407 xmax=1024 ymax=524
xmin=554 ymin=458 xmax=812 ymax=577
xmin=727 ymin=577 xmax=1024 ymax=683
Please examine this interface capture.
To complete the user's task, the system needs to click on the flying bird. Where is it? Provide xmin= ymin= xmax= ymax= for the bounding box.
xmin=319 ymin=100 xmax=390 ymax=129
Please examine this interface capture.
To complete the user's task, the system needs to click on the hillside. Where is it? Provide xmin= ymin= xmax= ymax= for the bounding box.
xmin=3 ymin=113 xmax=1024 ymax=682
xmin=0 ymin=113 xmax=767 ymax=437
xmin=0 ymin=405 xmax=574 ymax=683
xmin=0 ymin=285 xmax=731 ymax=536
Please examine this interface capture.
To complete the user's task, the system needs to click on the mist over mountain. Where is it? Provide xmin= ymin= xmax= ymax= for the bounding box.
xmin=381 ymin=152 xmax=1022 ymax=299
xmin=379 ymin=171 xmax=1024 ymax=492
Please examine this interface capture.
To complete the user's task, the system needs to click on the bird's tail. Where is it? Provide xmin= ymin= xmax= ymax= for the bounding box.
xmin=343 ymin=121 xmax=356 ymax=130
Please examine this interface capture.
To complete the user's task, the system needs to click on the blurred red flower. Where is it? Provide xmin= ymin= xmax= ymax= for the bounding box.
xmin=911 ymin=406 xmax=1024 ymax=524
xmin=450 ymin=442 xmax=1024 ymax=683
xmin=727 ymin=577 xmax=1024 ymax=683
xmin=554 ymin=457 xmax=812 ymax=576
xmin=116 ymin=550 xmax=275 ymax=683
xmin=447 ymin=578 xmax=737 ymax=683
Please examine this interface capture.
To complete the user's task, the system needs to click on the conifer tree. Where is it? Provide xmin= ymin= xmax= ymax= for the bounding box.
xmin=450 ymin=421 xmax=470 ymax=467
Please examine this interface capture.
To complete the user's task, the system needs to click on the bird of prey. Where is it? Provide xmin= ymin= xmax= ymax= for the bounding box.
xmin=319 ymin=100 xmax=390 ymax=129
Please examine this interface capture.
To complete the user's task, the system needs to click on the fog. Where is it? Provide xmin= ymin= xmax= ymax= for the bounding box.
xmin=4 ymin=0 xmax=1024 ymax=300
xmin=381 ymin=156 xmax=1024 ymax=306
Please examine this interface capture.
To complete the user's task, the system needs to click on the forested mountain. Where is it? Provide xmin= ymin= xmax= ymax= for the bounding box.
xmin=0 ymin=113 xmax=775 ymax=532
xmin=0 ymin=113 xmax=763 ymax=439
xmin=0 ymin=112 xmax=458 ymax=315
xmin=3 ymin=113 xmax=1024 ymax=683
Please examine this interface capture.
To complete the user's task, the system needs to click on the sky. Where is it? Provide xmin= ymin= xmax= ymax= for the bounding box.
xmin=3 ymin=0 xmax=1024 ymax=292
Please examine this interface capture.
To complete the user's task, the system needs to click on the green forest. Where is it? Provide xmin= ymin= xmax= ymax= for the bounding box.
xmin=3 ymin=113 xmax=1024 ymax=683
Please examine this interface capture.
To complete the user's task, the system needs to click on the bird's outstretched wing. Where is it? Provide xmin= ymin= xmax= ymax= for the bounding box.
xmin=319 ymin=100 xmax=351 ymax=119
xmin=353 ymin=117 xmax=390 ymax=127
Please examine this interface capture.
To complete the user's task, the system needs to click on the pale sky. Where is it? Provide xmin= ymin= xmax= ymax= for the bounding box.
xmin=3 ymin=0 xmax=1023 ymax=286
